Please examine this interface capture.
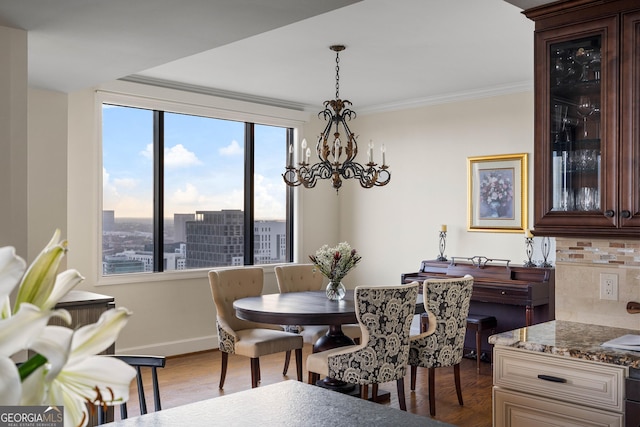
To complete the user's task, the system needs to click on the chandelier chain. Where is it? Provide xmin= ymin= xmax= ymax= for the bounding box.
xmin=335 ymin=50 xmax=340 ymax=100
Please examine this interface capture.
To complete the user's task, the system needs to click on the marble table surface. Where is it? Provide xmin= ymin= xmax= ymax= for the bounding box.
xmin=489 ymin=320 xmax=640 ymax=369
xmin=101 ymin=380 xmax=455 ymax=427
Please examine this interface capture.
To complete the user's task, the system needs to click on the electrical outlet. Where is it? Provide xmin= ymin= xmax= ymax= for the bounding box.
xmin=599 ymin=273 xmax=618 ymax=301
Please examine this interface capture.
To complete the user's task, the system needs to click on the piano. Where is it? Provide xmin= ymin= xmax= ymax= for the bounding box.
xmin=401 ymin=256 xmax=555 ymax=357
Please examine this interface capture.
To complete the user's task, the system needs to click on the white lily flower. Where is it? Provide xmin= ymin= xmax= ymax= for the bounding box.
xmin=0 ymin=246 xmax=26 ymax=311
xmin=0 ymin=303 xmax=64 ymax=358
xmin=14 ymin=229 xmax=67 ymax=311
xmin=26 ymin=308 xmax=136 ymax=427
xmin=43 ymin=269 xmax=85 ymax=312
xmin=0 ymin=231 xmax=135 ymax=427
xmin=0 ymin=356 xmax=21 ymax=405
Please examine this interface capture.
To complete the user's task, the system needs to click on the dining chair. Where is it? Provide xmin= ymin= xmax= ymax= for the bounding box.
xmin=306 ymin=282 xmax=420 ymax=411
xmin=274 ymin=264 xmax=362 ymax=375
xmin=97 ymin=354 xmax=166 ymax=423
xmin=408 ymin=274 xmax=474 ymax=416
xmin=208 ymin=267 xmax=304 ymax=389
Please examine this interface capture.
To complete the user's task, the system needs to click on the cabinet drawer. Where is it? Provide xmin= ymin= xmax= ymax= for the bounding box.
xmin=494 ymin=387 xmax=623 ymax=427
xmin=494 ymin=347 xmax=626 ymax=412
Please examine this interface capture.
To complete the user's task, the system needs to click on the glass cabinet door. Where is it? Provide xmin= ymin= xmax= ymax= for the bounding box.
xmin=549 ymin=35 xmax=602 ymax=214
xmin=534 ymin=14 xmax=618 ymax=233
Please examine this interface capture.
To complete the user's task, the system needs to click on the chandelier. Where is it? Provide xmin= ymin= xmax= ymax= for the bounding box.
xmin=282 ymin=45 xmax=391 ymax=193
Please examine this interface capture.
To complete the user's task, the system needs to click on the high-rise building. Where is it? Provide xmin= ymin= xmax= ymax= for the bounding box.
xmin=185 ymin=210 xmax=244 ymax=268
xmin=184 ymin=210 xmax=286 ymax=268
xmin=173 ymin=213 xmax=195 ymax=243
xmin=103 ymin=210 xmax=115 ymax=232
xmin=254 ymin=220 xmax=286 ymax=264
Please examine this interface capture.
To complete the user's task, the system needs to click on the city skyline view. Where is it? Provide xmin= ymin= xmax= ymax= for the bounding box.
xmin=102 ymin=104 xmax=288 ymax=221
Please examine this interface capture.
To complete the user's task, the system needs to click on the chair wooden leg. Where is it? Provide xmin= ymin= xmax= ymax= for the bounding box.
xmin=410 ymin=365 xmax=417 ymax=390
xmin=454 ymin=363 xmax=464 ymax=406
xmin=282 ymin=350 xmax=291 ymax=375
xmin=219 ymin=351 xmax=228 ymax=389
xmin=397 ymin=377 xmax=407 ymax=411
xmin=294 ymin=348 xmax=303 ymax=381
xmin=372 ymin=384 xmax=379 ymax=403
xmin=476 ymin=330 xmax=482 ymax=374
xmin=250 ymin=358 xmax=260 ymax=388
xmin=361 ymin=384 xmax=369 ymax=401
xmin=428 ymin=367 xmax=436 ymax=416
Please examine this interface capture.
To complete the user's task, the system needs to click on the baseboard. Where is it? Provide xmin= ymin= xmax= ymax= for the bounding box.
xmin=115 ymin=334 xmax=219 ymax=357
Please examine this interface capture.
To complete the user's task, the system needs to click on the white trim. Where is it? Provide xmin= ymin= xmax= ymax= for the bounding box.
xmin=116 ymin=334 xmax=219 ymax=358
xmin=97 ymin=80 xmax=310 ymax=126
xmin=357 ymin=81 xmax=534 ymax=115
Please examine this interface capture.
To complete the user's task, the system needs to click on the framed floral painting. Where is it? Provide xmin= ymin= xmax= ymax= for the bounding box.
xmin=467 ymin=153 xmax=528 ymax=233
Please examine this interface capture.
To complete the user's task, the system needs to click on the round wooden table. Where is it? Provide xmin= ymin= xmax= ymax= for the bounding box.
xmin=234 ymin=289 xmax=425 ymax=395
xmin=233 ymin=290 xmax=359 ymax=352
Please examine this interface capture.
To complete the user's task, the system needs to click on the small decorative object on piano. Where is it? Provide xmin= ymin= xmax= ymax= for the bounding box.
xmin=437 ymin=225 xmax=447 ymax=261
xmin=539 ymin=236 xmax=553 ymax=267
xmin=310 ymin=242 xmax=362 ymax=300
xmin=523 ymin=229 xmax=535 ymax=267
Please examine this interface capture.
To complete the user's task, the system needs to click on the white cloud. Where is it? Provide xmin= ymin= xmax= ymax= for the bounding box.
xmin=253 ymin=174 xmax=286 ymax=220
xmin=113 ymin=178 xmax=138 ymax=189
xmin=139 ymin=143 xmax=202 ymax=169
xmin=165 ymin=144 xmax=202 ymax=168
xmin=219 ymin=140 xmax=243 ymax=156
xmin=140 ymin=144 xmax=153 ymax=160
xmin=171 ymin=183 xmax=202 ymax=204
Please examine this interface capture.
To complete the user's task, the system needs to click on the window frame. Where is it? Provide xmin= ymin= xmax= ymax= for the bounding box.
xmin=96 ymin=85 xmax=305 ymax=282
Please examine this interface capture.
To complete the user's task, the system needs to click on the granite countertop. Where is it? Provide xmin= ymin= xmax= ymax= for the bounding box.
xmin=489 ymin=320 xmax=640 ymax=369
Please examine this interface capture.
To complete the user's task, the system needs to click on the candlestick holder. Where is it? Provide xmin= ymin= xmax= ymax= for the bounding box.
xmin=523 ymin=237 xmax=536 ymax=267
xmin=540 ymin=236 xmax=553 ymax=267
xmin=437 ymin=231 xmax=447 ymax=261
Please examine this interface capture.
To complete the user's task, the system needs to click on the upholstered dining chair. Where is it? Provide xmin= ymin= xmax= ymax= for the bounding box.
xmin=97 ymin=354 xmax=166 ymax=424
xmin=208 ymin=267 xmax=304 ymax=389
xmin=274 ymin=264 xmax=362 ymax=375
xmin=408 ymin=275 xmax=474 ymax=416
xmin=306 ymin=282 xmax=419 ymax=411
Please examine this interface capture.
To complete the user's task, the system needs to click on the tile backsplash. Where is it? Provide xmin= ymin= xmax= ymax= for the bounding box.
xmin=554 ymin=237 xmax=640 ymax=330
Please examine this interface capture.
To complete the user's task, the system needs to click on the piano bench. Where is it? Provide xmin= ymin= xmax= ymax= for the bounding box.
xmin=466 ymin=314 xmax=497 ymax=374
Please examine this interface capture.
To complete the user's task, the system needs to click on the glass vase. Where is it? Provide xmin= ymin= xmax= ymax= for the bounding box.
xmin=326 ymin=281 xmax=346 ymax=301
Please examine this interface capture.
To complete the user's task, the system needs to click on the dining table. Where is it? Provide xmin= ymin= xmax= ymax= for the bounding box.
xmin=233 ymin=289 xmax=425 ymax=352
xmin=100 ymin=380 xmax=455 ymax=427
xmin=233 ymin=288 xmax=425 ymax=396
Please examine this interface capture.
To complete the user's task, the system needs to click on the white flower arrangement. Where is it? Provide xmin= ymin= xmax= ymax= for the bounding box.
xmin=309 ymin=241 xmax=361 ymax=283
xmin=0 ymin=230 xmax=136 ymax=427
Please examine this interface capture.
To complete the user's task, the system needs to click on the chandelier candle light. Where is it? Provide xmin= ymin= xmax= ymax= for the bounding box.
xmin=282 ymin=45 xmax=391 ymax=193
xmin=524 ymin=229 xmax=536 ymax=267
xmin=437 ymin=224 xmax=447 ymax=261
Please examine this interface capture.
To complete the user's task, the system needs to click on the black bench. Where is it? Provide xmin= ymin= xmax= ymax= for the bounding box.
xmin=465 ymin=314 xmax=497 ymax=374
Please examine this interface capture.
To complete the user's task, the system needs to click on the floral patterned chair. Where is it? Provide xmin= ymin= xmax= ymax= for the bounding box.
xmin=208 ymin=267 xmax=304 ymax=389
xmin=408 ymin=275 xmax=474 ymax=416
xmin=274 ymin=264 xmax=362 ymax=375
xmin=306 ymin=282 xmax=420 ymax=411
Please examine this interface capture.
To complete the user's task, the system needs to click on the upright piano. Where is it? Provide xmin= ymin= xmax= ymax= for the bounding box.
xmin=401 ymin=256 xmax=555 ymax=357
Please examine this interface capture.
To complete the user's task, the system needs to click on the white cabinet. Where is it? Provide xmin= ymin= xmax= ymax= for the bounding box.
xmin=493 ymin=347 xmax=627 ymax=427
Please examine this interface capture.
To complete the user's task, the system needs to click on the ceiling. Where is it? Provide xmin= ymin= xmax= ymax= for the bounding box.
xmin=0 ymin=0 xmax=549 ymax=113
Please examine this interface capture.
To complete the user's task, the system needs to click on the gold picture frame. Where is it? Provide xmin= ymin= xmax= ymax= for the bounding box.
xmin=467 ymin=153 xmax=528 ymax=233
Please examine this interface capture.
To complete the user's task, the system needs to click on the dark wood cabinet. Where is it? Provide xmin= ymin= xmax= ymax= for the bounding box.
xmin=526 ymin=0 xmax=640 ymax=238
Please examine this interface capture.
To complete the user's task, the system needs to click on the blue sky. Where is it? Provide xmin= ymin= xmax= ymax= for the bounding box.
xmin=102 ymin=105 xmax=287 ymax=220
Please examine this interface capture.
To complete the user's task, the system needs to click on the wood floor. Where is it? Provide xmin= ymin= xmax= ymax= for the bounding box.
xmin=118 ymin=344 xmax=493 ymax=426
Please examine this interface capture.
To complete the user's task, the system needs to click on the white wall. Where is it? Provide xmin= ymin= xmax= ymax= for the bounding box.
xmin=317 ymin=92 xmax=538 ymax=288
xmin=0 ymin=25 xmax=28 ymax=256
xmin=25 ymin=84 xmax=555 ymax=356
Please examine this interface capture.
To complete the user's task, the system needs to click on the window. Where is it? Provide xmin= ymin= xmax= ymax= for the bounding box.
xmin=101 ymin=97 xmax=294 ymax=276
